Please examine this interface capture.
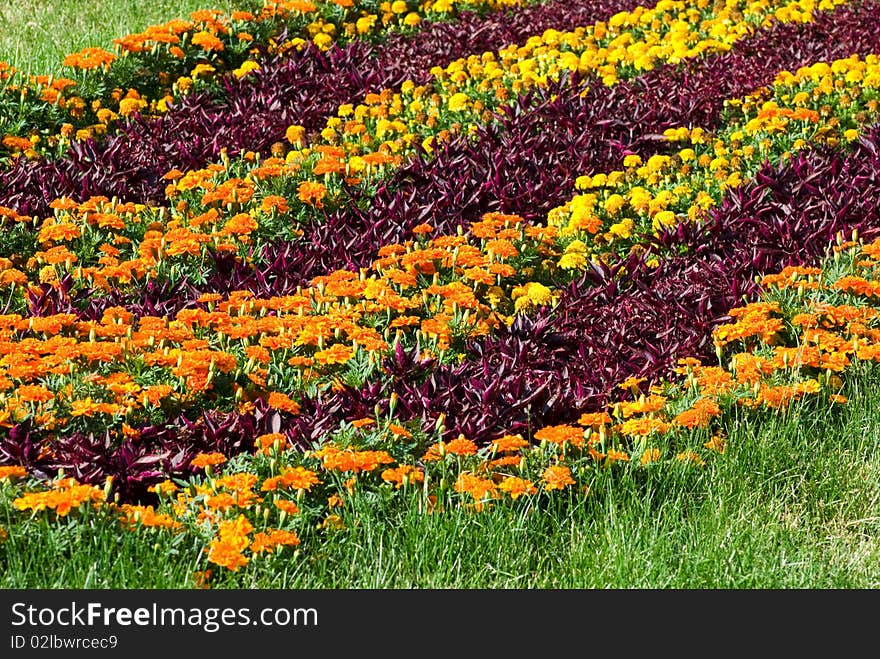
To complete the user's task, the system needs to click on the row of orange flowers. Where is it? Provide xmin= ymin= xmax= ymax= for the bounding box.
xmin=4 ymin=232 xmax=880 ymax=573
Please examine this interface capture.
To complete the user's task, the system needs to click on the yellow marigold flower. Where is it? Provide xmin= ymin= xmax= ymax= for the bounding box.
xmin=498 ymin=476 xmax=537 ymax=499
xmin=603 ymin=193 xmax=626 ymax=215
xmin=516 ymin=281 xmax=553 ymax=306
xmin=447 ymin=92 xmax=470 ymax=112
xmin=558 ymin=251 xmax=587 ymax=270
xmin=651 ymin=210 xmax=677 ymax=231
xmin=356 ymin=15 xmax=377 ymax=33
xmin=190 ymin=63 xmax=215 ymax=78
xmin=286 ymin=124 xmax=306 ymax=145
xmin=313 ymin=33 xmax=333 ymax=50
xmin=607 ymin=218 xmax=633 ymax=239
xmin=391 ymin=0 xmax=408 ymax=12
xmin=623 ymin=154 xmax=642 ymax=168
xmin=542 ymin=464 xmax=575 ymax=491
xmin=233 ymin=60 xmax=260 ymax=78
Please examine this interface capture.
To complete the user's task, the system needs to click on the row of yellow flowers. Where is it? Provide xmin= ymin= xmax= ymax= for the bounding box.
xmin=156 ymin=0 xmax=849 ymax=243
xmin=546 ymin=54 xmax=880 ymax=266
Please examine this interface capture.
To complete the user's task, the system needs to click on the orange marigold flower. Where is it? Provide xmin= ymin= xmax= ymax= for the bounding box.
xmin=13 ymin=481 xmax=105 ymax=516
xmin=313 ymin=343 xmax=353 ymax=365
xmin=533 ymin=424 xmax=584 ymax=447
xmin=615 ymin=394 xmax=667 ymax=418
xmin=119 ymin=504 xmax=182 ymax=529
xmin=672 ymin=398 xmax=721 ymax=429
xmin=616 ymin=417 xmax=671 ymax=437
xmin=577 ymin=411 xmax=612 ymax=427
xmin=251 ymin=529 xmax=300 ymax=554
xmin=639 ymin=448 xmax=661 ymax=465
xmin=498 ymin=476 xmax=537 ymax=499
xmin=488 ymin=455 xmax=523 ymax=468
xmin=387 ymin=423 xmax=411 ymax=438
xmin=190 ymin=452 xmax=227 ymax=469
xmin=208 ymin=539 xmax=248 ymax=571
xmin=704 ymin=434 xmax=726 ymax=453
xmin=62 ymin=47 xmax=117 ymax=70
xmin=191 ymin=30 xmax=225 ymax=51
xmin=297 ymin=180 xmax=327 ymax=208
xmin=421 ymin=443 xmax=444 ymax=461
xmin=316 ymin=446 xmax=394 ymax=473
xmin=256 ymin=432 xmax=287 ymax=454
xmin=490 ymin=434 xmax=528 ymax=453
xmin=381 ymin=464 xmax=424 ymax=488
xmin=352 ymin=417 xmax=376 ymax=428
xmin=147 ymin=479 xmax=178 ymax=496
xmin=605 ymin=448 xmax=631 ymax=464
xmin=261 ymin=466 xmax=320 ymax=492
xmin=445 ymin=435 xmax=478 ymax=456
xmin=0 ymin=466 xmax=28 ymax=480
xmin=454 ymin=472 xmax=497 ymax=501
xmin=274 ymin=500 xmax=300 ymax=515
xmin=267 ymin=391 xmax=301 ymax=414
xmin=16 ymin=385 xmax=54 ymax=403
xmin=542 ymin=464 xmax=576 ymax=491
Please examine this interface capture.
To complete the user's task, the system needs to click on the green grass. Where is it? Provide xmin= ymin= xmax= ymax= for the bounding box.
xmin=0 ymin=0 xmax=248 ymax=76
xmin=5 ymin=363 xmax=880 ymax=589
